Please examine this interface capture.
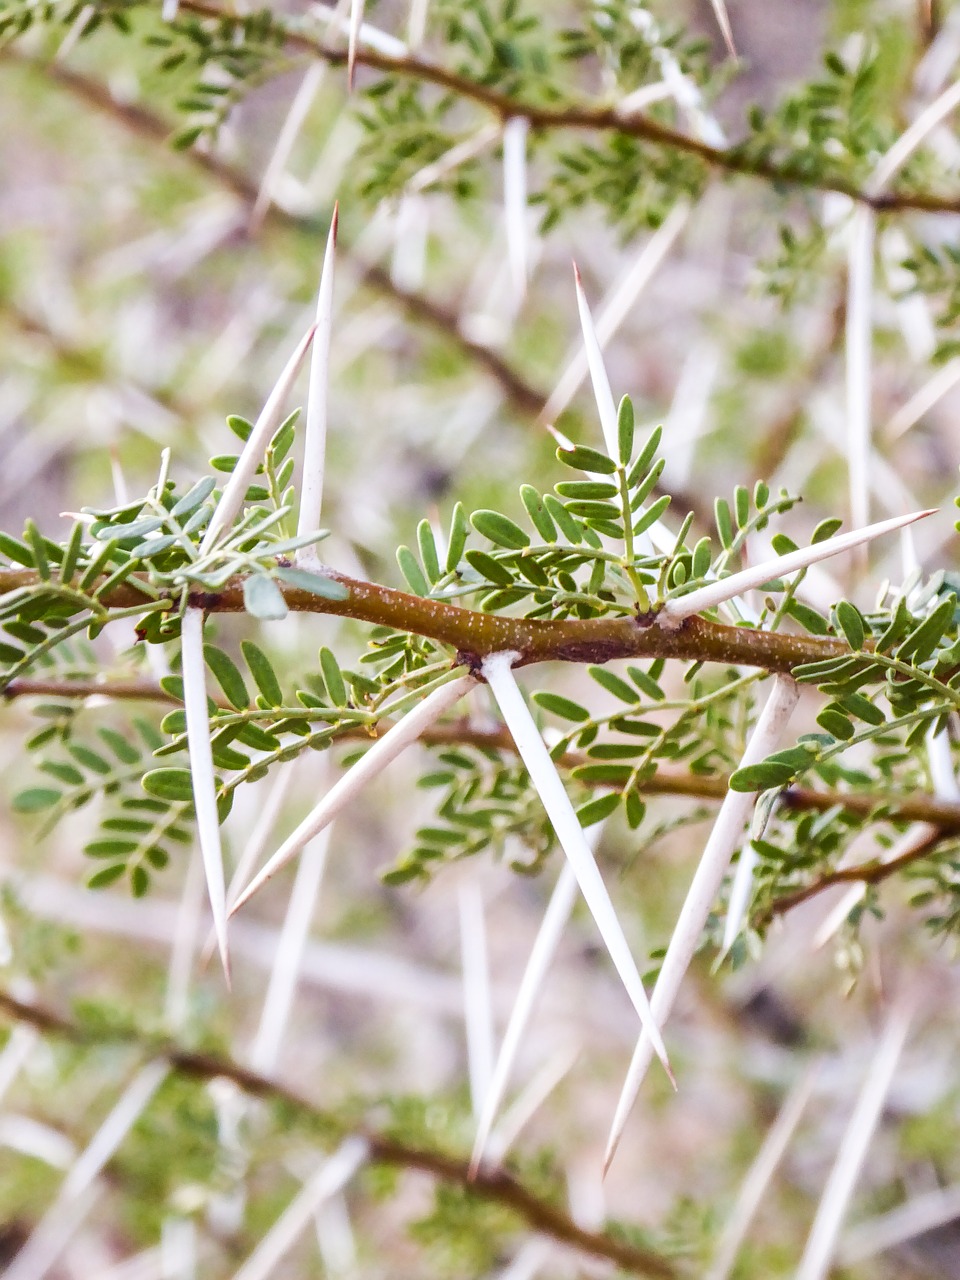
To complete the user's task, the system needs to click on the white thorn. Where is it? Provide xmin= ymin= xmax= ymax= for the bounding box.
xmin=604 ymin=675 xmax=799 ymax=1173
xmin=347 ymin=0 xmax=365 ymax=90
xmin=460 ymin=882 xmax=495 ymax=1119
xmin=230 ymin=675 xmax=476 ymax=913
xmin=503 ymin=117 xmax=530 ymax=308
xmin=572 ymin=263 xmax=619 ymax=459
xmin=297 ymin=206 xmax=338 ymax=559
xmin=846 ymin=206 xmax=875 ymax=532
xmin=249 ymin=826 xmax=331 ymax=1074
xmin=232 ymin=1137 xmax=368 ymax=1280
xmin=706 ymin=1063 xmax=821 ymax=1280
xmin=540 ymin=207 xmax=688 ymax=430
xmin=201 ymin=326 xmax=316 ymax=555
xmin=796 ymin=998 xmax=914 ymax=1280
xmin=481 ymin=653 xmax=673 ymax=1082
xmin=708 ymin=0 xmax=737 ymax=58
xmin=470 ymin=860 xmax=579 ymax=1177
xmin=181 ymin=608 xmax=230 ymax=981
xmin=869 ymin=76 xmax=960 ymax=195
xmin=250 ymin=64 xmax=325 ymax=232
xmin=660 ymin=508 xmax=936 ymax=624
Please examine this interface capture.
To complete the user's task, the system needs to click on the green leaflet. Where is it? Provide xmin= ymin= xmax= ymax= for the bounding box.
xmin=589 ymin=666 xmax=640 ymax=703
xmin=471 ymin=510 xmax=530 ymax=550
xmin=834 ymin=600 xmax=865 ymax=650
xmin=243 ymin=575 xmax=289 ymax=620
xmin=417 ymin=520 xmax=441 ymax=583
xmin=204 ymin=645 xmax=250 ymax=708
xmin=397 ymin=546 xmax=430 ymax=595
xmin=445 ymin=502 xmax=470 ymax=572
xmin=319 ymin=646 xmax=347 ymax=706
xmin=464 ymin=550 xmax=515 ymax=587
xmin=556 ymin=444 xmax=617 ymax=475
xmin=520 ymin=486 xmax=557 ymax=543
xmin=616 ymin=394 xmax=635 ymax=465
xmin=714 ymin=497 xmax=733 ymax=548
xmin=532 ymin=691 xmax=591 ymax=722
xmin=142 ymin=768 xmax=195 ymax=802
xmin=13 ymin=787 xmax=62 ymax=813
xmin=274 ymin=566 xmax=349 ymax=600
xmin=576 ymin=792 xmax=621 ymax=826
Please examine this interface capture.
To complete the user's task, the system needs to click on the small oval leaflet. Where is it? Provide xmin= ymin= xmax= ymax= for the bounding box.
xmin=396 ymin=545 xmax=430 ymax=596
xmin=556 ymin=444 xmax=617 ymax=475
xmin=520 ymin=485 xmax=557 ymax=543
xmin=13 ymin=787 xmax=62 ymax=813
xmin=445 ymin=502 xmax=470 ymax=573
xmin=87 ymin=864 xmax=127 ymax=890
xmin=576 ymin=792 xmax=621 ymax=826
xmin=319 ymin=646 xmax=347 ymax=706
xmin=274 ymin=566 xmax=349 ymax=600
xmin=728 ymin=761 xmax=796 ymax=793
xmin=243 ymin=575 xmax=289 ymax=620
xmin=171 ymin=476 xmax=218 ymax=519
xmin=204 ymin=645 xmax=250 ymax=709
xmin=835 ymin=600 xmax=865 ymax=650
xmin=464 ymin=549 xmax=515 ymax=587
xmin=471 ymin=510 xmax=530 ymax=550
xmin=817 ymin=707 xmax=855 ymax=741
xmin=142 ymin=768 xmax=195 ymax=803
xmin=242 ymin=639 xmax=283 ymax=706
xmin=617 ymin=394 xmax=635 ymax=465
xmin=532 ymin=691 xmax=591 ymax=722
xmin=589 ymin=666 xmax=640 ymax=704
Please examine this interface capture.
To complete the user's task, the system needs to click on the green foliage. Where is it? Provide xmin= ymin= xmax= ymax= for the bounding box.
xmin=6 ymin=0 xmax=960 ymax=1274
xmin=735 ymin=44 xmax=896 ymax=186
xmin=901 ymin=239 xmax=960 ymax=357
xmin=5 ymin=397 xmax=960 ymax=948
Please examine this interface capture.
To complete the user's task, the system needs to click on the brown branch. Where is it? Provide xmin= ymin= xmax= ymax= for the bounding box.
xmin=0 ymin=564 xmax=855 ymax=672
xmin=0 ymin=987 xmax=679 ymax=1279
xmin=760 ymin=825 xmax=949 ymax=922
xmin=2 ymin=676 xmax=185 ymax=703
xmin=174 ymin=0 xmax=960 ymax=217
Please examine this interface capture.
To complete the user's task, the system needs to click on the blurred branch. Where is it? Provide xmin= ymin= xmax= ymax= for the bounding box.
xmin=750 ymin=284 xmax=846 ymax=483
xmin=3 ymin=50 xmax=544 ymax=420
xmin=760 ymin=826 xmax=948 ymax=922
xmin=180 ymin=0 xmax=960 ymax=216
xmin=0 ymin=299 xmax=195 ymax=423
xmin=8 ymin=675 xmax=960 ymax=838
xmin=2 ymin=51 xmax=711 ymax=525
xmin=0 ymin=986 xmax=679 ymax=1280
xmin=2 ymin=676 xmax=185 ymax=702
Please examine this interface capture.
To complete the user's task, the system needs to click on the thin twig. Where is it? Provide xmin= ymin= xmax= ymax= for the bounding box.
xmin=759 ymin=826 xmax=947 ymax=923
xmin=6 ymin=673 xmax=960 ymax=848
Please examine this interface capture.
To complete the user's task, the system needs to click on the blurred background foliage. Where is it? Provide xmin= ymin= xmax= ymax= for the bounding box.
xmin=4 ymin=0 xmax=960 ymax=1276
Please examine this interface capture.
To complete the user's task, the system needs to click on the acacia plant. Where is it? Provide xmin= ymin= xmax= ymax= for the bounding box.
xmin=3 ymin=0 xmax=960 ymax=1276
